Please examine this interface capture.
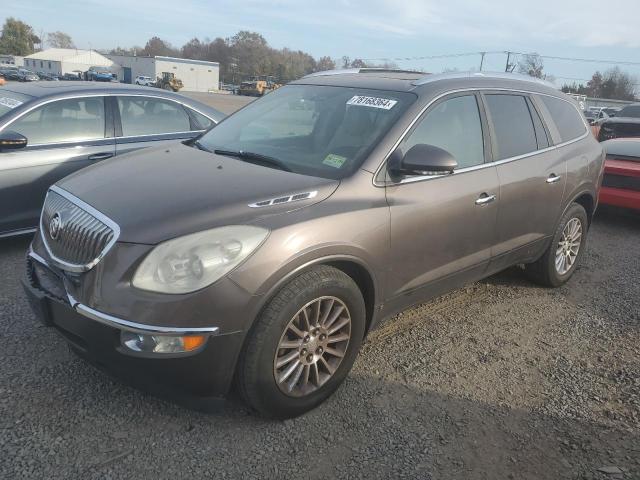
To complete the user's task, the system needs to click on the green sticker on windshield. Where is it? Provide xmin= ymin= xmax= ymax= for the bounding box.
xmin=323 ymin=154 xmax=347 ymax=168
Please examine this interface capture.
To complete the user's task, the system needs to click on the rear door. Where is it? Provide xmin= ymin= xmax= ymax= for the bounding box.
xmin=113 ymin=96 xmax=209 ymax=155
xmin=0 ymin=96 xmax=114 ymax=234
xmin=482 ymin=92 xmax=566 ymax=271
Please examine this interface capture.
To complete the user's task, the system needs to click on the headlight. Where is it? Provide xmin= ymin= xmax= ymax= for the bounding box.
xmin=132 ymin=225 xmax=268 ymax=294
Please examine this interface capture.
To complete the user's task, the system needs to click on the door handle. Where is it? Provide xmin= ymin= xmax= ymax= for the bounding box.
xmin=88 ymin=152 xmax=114 ymax=161
xmin=475 ymin=193 xmax=496 ymax=206
xmin=546 ymin=173 xmax=561 ymax=184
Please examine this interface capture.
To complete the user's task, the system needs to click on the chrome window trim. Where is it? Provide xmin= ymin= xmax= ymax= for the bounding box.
xmin=115 ymin=130 xmax=204 ymax=142
xmin=39 ymin=185 xmax=121 ymax=273
xmin=0 ymin=92 xmax=218 ymax=148
xmin=373 ymin=87 xmax=589 ymax=187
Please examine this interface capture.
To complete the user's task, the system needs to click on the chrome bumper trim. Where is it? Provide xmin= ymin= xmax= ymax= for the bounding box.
xmin=28 ymin=249 xmax=219 ymax=336
xmin=72 ymin=302 xmax=220 ymax=336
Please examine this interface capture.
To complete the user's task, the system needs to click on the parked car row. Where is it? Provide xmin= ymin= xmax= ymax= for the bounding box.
xmin=0 ymin=67 xmax=40 ymax=82
xmin=15 ymin=70 xmax=605 ymax=418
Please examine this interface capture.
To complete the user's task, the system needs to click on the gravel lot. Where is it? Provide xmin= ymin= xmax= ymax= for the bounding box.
xmin=0 ymin=92 xmax=638 ymax=479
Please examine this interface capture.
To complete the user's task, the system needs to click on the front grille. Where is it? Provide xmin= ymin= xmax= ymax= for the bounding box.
xmin=40 ymin=188 xmax=117 ymax=271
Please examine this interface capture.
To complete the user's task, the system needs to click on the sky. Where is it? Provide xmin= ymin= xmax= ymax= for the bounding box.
xmin=5 ymin=0 xmax=640 ymax=87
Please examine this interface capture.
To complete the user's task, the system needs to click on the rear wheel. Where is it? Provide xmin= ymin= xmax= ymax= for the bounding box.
xmin=524 ymin=202 xmax=588 ymax=287
xmin=237 ymin=266 xmax=366 ymax=418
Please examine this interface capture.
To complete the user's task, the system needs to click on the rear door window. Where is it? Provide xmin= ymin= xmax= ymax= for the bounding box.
xmin=527 ymin=98 xmax=550 ymax=149
xmin=9 ymin=97 xmax=106 ymax=145
xmin=538 ymin=95 xmax=587 ymax=143
xmin=117 ymin=96 xmax=191 ymax=137
xmin=484 ymin=94 xmax=537 ymax=160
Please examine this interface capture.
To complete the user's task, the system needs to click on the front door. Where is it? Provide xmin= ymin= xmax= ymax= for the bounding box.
xmin=384 ymin=93 xmax=499 ymax=313
xmin=0 ymin=96 xmax=114 ymax=234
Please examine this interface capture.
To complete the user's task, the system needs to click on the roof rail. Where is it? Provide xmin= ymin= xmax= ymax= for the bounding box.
xmin=412 ymin=71 xmax=557 ymax=88
xmin=304 ymin=67 xmax=425 ymax=78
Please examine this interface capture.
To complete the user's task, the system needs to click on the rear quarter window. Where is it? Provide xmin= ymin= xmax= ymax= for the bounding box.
xmin=538 ymin=95 xmax=586 ymax=143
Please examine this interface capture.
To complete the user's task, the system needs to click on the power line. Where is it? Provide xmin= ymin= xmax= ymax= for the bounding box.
xmin=361 ymin=50 xmax=640 ymax=68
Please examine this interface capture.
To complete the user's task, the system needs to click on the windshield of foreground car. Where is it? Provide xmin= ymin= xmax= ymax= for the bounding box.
xmin=197 ymin=84 xmax=416 ymax=180
xmin=0 ymin=91 xmax=31 ymax=117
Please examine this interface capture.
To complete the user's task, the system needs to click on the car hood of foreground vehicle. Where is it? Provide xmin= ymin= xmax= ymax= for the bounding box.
xmin=55 ymin=143 xmax=340 ymax=244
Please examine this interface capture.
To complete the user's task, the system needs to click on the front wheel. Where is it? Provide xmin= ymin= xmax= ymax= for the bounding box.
xmin=524 ymin=202 xmax=588 ymax=287
xmin=236 ymin=266 xmax=366 ymax=418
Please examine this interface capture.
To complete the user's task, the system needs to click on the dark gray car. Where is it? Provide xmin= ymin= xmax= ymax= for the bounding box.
xmin=23 ymin=70 xmax=604 ymax=418
xmin=0 ymin=82 xmax=224 ymax=236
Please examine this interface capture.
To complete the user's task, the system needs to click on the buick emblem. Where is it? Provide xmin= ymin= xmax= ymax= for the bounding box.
xmin=49 ymin=212 xmax=62 ymax=241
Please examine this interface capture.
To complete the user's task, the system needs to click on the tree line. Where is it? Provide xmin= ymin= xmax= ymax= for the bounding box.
xmin=1 ymin=16 xmax=637 ymax=98
xmin=561 ymin=67 xmax=637 ymax=101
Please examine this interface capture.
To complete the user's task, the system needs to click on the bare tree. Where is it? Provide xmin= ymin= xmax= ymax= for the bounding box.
xmin=316 ymin=56 xmax=336 ymax=72
xmin=47 ymin=31 xmax=74 ymax=49
xmin=517 ymin=53 xmax=545 ymax=78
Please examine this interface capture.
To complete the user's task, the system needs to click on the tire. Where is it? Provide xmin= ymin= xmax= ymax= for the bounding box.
xmin=524 ymin=202 xmax=588 ymax=287
xmin=237 ymin=265 xmax=366 ymax=418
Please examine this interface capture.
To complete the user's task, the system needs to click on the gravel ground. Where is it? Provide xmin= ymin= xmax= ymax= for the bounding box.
xmin=1 ymin=206 xmax=638 ymax=480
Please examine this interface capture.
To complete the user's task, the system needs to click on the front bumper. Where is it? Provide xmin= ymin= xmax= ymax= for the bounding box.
xmin=23 ymin=252 xmax=245 ymax=403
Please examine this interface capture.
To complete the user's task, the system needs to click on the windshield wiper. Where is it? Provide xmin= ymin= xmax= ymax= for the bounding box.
xmin=214 ymin=149 xmax=292 ymax=172
xmin=191 ymin=139 xmax=212 ymax=153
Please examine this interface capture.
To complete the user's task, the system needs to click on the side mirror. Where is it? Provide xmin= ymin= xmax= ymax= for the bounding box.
xmin=389 ymin=144 xmax=457 ymax=179
xmin=0 ymin=131 xmax=28 ymax=151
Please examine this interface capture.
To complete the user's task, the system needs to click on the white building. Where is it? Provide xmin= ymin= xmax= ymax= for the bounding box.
xmin=0 ymin=54 xmax=24 ymax=67
xmin=106 ymin=54 xmax=220 ymax=92
xmin=23 ymin=48 xmax=116 ymax=77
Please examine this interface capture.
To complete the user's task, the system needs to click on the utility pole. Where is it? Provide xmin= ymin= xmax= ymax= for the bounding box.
xmin=504 ymin=51 xmax=511 ymax=72
xmin=479 ymin=52 xmax=486 ymax=71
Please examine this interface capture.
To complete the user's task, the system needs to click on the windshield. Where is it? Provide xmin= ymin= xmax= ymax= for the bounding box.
xmin=618 ymin=105 xmax=640 ymax=118
xmin=198 ymin=84 xmax=416 ymax=179
xmin=0 ymin=91 xmax=31 ymax=117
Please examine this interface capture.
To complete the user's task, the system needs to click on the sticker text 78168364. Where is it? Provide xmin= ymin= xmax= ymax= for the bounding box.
xmin=346 ymin=95 xmax=398 ymax=110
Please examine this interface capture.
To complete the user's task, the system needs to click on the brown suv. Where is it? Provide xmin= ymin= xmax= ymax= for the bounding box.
xmin=23 ymin=70 xmax=604 ymax=418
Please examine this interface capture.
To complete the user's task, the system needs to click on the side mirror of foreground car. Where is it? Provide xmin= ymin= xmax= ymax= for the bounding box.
xmin=389 ymin=143 xmax=458 ymax=180
xmin=0 ymin=131 xmax=28 ymax=151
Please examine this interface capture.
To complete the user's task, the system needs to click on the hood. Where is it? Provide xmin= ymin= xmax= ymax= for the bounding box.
xmin=56 ymin=143 xmax=339 ymax=244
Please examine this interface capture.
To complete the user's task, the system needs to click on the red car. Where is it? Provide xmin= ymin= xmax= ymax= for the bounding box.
xmin=600 ymin=138 xmax=640 ymax=210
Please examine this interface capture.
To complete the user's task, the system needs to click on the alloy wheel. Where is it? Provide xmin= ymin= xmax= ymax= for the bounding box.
xmin=273 ymin=296 xmax=351 ymax=397
xmin=555 ymin=217 xmax=582 ymax=275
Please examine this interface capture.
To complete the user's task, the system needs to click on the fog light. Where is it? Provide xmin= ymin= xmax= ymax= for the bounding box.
xmin=121 ymin=332 xmax=206 ymax=354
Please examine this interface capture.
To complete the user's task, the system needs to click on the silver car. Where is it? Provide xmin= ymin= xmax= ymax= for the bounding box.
xmin=0 ymin=82 xmax=224 ymax=237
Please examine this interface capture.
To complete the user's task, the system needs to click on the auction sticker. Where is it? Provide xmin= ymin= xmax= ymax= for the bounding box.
xmin=0 ymin=97 xmax=23 ymax=109
xmin=347 ymin=95 xmax=397 ymax=110
xmin=323 ymin=153 xmax=347 ymax=168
